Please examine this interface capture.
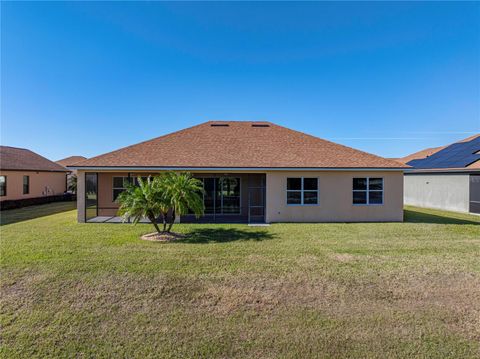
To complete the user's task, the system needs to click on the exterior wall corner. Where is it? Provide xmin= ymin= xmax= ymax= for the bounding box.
xmin=77 ymin=171 xmax=86 ymax=223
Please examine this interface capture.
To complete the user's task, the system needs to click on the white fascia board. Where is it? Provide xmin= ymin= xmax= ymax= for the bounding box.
xmin=68 ymin=166 xmax=407 ymax=172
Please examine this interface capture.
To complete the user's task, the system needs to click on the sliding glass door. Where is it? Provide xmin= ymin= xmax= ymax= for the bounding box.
xmin=200 ymin=177 xmax=241 ymax=215
xmin=218 ymin=177 xmax=241 ymax=214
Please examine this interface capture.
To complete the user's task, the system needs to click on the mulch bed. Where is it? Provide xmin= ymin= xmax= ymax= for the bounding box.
xmin=140 ymin=232 xmax=187 ymax=242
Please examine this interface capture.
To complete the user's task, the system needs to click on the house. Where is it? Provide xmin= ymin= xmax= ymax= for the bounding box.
xmin=401 ymin=134 xmax=480 ymax=214
xmin=56 ymin=156 xmax=87 ymax=172
xmin=0 ymin=146 xmax=70 ymax=208
xmin=56 ymin=156 xmax=87 ymax=191
xmin=69 ymin=121 xmax=408 ymax=223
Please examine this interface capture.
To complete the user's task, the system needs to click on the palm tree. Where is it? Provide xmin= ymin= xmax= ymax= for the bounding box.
xmin=117 ymin=176 xmax=163 ymax=233
xmin=68 ymin=175 xmax=77 ymax=194
xmin=162 ymin=172 xmax=204 ymax=232
xmin=152 ymin=177 xmax=172 ymax=232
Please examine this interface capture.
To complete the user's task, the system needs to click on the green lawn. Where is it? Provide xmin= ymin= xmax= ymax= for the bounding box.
xmin=0 ymin=201 xmax=76 ymax=226
xmin=1 ymin=205 xmax=479 ymax=358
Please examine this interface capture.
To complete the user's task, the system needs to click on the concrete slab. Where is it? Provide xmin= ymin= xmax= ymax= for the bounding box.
xmin=87 ymin=216 xmax=112 ymax=223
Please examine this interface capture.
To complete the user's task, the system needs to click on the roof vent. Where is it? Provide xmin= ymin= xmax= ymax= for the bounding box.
xmin=210 ymin=123 xmax=229 ymax=127
xmin=252 ymin=123 xmax=270 ymax=127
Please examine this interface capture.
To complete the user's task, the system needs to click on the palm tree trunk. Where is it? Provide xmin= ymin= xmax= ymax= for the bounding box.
xmin=162 ymin=212 xmax=168 ymax=232
xmin=148 ymin=212 xmax=161 ymax=233
xmin=152 ymin=220 xmax=161 ymax=233
xmin=167 ymin=209 xmax=176 ymax=232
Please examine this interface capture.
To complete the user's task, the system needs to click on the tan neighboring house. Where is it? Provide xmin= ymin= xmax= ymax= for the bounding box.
xmin=69 ymin=121 xmax=409 ymax=223
xmin=0 ymin=146 xmax=69 ymax=205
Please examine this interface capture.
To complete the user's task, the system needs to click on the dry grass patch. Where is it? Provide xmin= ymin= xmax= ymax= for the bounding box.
xmin=141 ymin=231 xmax=187 ymax=242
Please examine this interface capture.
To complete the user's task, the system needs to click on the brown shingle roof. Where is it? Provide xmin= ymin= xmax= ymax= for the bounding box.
xmin=75 ymin=121 xmax=408 ymax=169
xmin=0 ymin=146 xmax=69 ymax=172
xmin=56 ymin=156 xmax=87 ymax=167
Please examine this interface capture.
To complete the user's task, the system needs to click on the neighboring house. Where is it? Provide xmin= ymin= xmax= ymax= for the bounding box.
xmin=400 ymin=134 xmax=480 ymax=214
xmin=56 ymin=156 xmax=87 ymax=174
xmin=56 ymin=156 xmax=87 ymax=191
xmin=0 ymin=146 xmax=69 ymax=205
xmin=70 ymin=121 xmax=408 ymax=223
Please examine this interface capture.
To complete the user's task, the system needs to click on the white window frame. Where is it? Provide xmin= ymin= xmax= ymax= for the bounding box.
xmin=286 ymin=177 xmax=319 ymax=206
xmin=352 ymin=177 xmax=384 ymax=206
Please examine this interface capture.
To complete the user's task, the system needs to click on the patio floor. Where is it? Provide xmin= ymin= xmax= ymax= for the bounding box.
xmin=87 ymin=216 xmax=152 ymax=223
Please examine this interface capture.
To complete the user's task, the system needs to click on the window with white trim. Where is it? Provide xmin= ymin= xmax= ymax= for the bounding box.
xmin=353 ymin=178 xmax=383 ymax=205
xmin=287 ymin=177 xmax=319 ymax=205
xmin=112 ymin=177 xmax=131 ymax=201
xmin=113 ymin=176 xmax=150 ymax=201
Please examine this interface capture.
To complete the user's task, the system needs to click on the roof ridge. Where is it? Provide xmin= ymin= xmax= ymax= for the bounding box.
xmin=0 ymin=145 xmax=29 ymax=151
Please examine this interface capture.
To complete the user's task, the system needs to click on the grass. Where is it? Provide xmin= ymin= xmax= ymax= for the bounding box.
xmin=0 ymin=201 xmax=76 ymax=225
xmin=0 ymin=204 xmax=479 ymax=358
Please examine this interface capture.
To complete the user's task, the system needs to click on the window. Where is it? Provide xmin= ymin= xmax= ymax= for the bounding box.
xmin=353 ymin=177 xmax=383 ymax=205
xmin=0 ymin=176 xmax=6 ymax=196
xmin=112 ymin=176 xmax=150 ymax=201
xmin=113 ymin=176 xmax=131 ymax=201
xmin=23 ymin=175 xmax=30 ymax=194
xmin=287 ymin=177 xmax=319 ymax=205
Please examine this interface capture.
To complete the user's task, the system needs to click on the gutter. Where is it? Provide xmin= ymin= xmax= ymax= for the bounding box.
xmin=405 ymin=168 xmax=480 ymax=174
xmin=67 ymin=166 xmax=408 ymax=172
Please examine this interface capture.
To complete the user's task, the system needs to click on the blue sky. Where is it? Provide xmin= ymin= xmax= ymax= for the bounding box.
xmin=1 ymin=1 xmax=479 ymax=160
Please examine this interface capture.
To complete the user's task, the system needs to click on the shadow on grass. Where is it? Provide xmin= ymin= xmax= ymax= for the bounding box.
xmin=0 ymin=201 xmax=76 ymax=226
xmin=178 ymin=227 xmax=276 ymax=244
xmin=404 ymin=209 xmax=479 ymax=225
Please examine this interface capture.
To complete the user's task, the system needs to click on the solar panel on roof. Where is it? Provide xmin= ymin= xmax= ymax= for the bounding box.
xmin=407 ymin=136 xmax=480 ymax=169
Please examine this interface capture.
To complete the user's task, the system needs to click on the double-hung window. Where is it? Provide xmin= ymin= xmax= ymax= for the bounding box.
xmin=287 ymin=177 xmax=319 ymax=205
xmin=352 ymin=178 xmax=383 ymax=205
xmin=113 ymin=176 xmax=150 ymax=201
xmin=23 ymin=175 xmax=30 ymax=195
xmin=113 ymin=176 xmax=131 ymax=201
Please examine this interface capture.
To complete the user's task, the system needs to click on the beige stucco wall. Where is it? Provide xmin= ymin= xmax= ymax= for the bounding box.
xmin=265 ymin=171 xmax=404 ymax=222
xmin=76 ymin=170 xmax=404 ymax=223
xmin=0 ymin=170 xmax=67 ymax=202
